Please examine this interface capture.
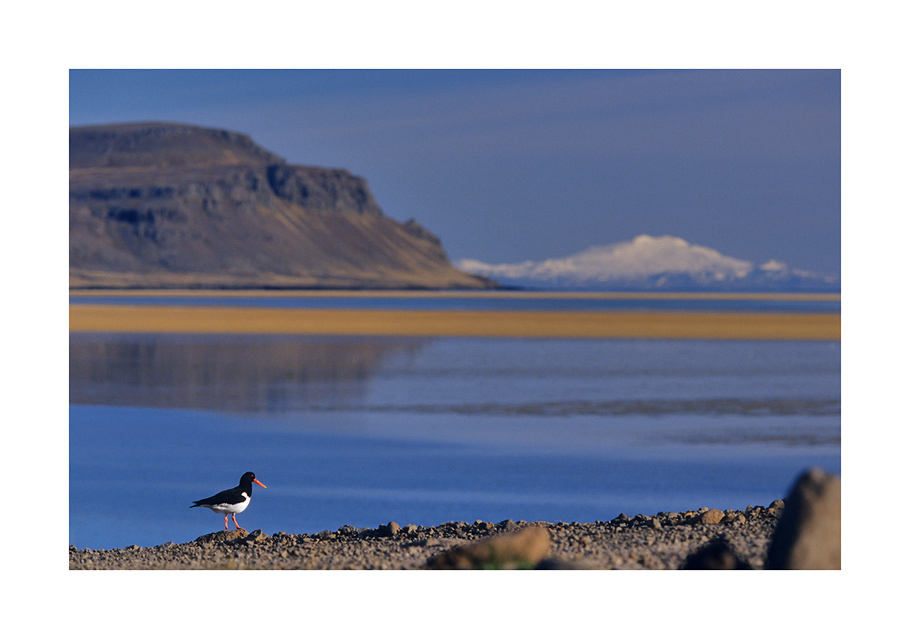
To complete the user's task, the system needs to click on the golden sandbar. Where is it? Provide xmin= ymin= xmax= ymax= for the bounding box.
xmin=69 ymin=304 xmax=840 ymax=341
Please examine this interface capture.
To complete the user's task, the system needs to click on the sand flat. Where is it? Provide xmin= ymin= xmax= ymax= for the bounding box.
xmin=69 ymin=304 xmax=840 ymax=340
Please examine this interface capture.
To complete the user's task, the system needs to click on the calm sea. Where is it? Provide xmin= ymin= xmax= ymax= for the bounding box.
xmin=69 ymin=293 xmax=840 ymax=313
xmin=69 ymin=295 xmax=840 ymax=550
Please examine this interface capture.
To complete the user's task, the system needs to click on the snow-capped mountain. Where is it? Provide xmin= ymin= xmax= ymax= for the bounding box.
xmin=456 ymin=235 xmax=839 ymax=291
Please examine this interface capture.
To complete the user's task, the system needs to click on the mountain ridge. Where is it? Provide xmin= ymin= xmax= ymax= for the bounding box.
xmin=69 ymin=122 xmax=493 ymax=290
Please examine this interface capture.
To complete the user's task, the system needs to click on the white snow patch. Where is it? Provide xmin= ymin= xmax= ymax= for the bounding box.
xmin=457 ymin=234 xmax=756 ymax=284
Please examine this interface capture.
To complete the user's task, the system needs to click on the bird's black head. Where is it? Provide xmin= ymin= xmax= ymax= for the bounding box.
xmin=240 ymin=471 xmax=267 ymax=490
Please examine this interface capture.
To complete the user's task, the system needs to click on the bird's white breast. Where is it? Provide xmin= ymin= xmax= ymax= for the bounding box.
xmin=205 ymin=492 xmax=250 ymax=514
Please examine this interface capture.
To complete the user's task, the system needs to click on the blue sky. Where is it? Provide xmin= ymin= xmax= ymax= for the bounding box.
xmin=70 ymin=69 xmax=840 ymax=275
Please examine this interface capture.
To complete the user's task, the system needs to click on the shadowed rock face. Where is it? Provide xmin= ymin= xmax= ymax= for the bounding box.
xmin=69 ymin=123 xmax=493 ymax=290
xmin=766 ymin=468 xmax=841 ymax=569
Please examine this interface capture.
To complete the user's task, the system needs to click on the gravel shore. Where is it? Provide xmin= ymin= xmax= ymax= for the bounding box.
xmin=70 ymin=502 xmax=785 ymax=570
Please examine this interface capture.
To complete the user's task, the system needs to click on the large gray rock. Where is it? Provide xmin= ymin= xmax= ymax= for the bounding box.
xmin=766 ymin=468 xmax=841 ymax=569
xmin=427 ymin=525 xmax=551 ymax=569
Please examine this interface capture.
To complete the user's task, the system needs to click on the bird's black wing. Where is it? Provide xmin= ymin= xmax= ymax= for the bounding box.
xmin=190 ymin=487 xmax=236 ymax=507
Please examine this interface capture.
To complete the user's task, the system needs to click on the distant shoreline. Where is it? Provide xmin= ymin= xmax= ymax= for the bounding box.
xmin=70 ymin=288 xmax=840 ymax=302
xmin=69 ymin=304 xmax=840 ymax=340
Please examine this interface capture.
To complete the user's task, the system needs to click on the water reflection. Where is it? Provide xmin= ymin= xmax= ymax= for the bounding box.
xmin=69 ymin=333 xmax=432 ymax=412
xmin=70 ymin=334 xmax=841 ymax=549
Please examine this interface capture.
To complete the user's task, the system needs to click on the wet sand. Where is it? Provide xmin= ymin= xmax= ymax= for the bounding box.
xmin=69 ymin=304 xmax=839 ymax=340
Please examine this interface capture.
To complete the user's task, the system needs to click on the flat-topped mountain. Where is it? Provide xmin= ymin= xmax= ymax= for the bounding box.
xmin=70 ymin=122 xmax=493 ymax=289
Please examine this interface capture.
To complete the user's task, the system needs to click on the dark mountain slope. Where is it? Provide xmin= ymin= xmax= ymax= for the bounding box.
xmin=69 ymin=123 xmax=493 ymax=289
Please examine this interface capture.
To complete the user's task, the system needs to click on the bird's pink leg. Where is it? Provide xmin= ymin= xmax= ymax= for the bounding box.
xmin=223 ymin=515 xmax=229 ymax=531
xmin=232 ymin=514 xmax=241 ymax=530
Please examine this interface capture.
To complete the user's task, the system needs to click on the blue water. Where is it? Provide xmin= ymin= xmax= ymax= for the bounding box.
xmin=69 ymin=334 xmax=840 ymax=550
xmin=68 ymin=293 xmax=840 ymax=313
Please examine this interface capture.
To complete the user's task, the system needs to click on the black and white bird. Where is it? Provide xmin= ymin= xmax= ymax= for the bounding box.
xmin=190 ymin=472 xmax=267 ymax=531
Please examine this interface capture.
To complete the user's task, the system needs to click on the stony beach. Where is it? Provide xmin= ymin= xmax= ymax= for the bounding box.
xmin=70 ymin=503 xmax=784 ymax=570
xmin=69 ymin=467 xmax=841 ymax=570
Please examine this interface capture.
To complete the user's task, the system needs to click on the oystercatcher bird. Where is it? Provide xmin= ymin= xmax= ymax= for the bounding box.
xmin=190 ymin=472 xmax=267 ymax=531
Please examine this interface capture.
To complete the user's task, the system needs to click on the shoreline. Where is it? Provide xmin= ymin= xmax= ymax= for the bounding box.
xmin=70 ymin=503 xmax=785 ymax=570
xmin=69 ymin=289 xmax=841 ymax=301
xmin=69 ymin=305 xmax=840 ymax=340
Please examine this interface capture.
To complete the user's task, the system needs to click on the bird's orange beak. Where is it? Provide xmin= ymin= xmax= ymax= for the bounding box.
xmin=254 ymin=478 xmax=267 ymax=488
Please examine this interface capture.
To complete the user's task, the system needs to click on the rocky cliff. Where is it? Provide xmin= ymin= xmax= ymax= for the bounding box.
xmin=70 ymin=122 xmax=493 ymax=289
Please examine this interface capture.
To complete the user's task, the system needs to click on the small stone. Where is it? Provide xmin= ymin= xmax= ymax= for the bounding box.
xmin=499 ymin=519 xmax=518 ymax=532
xmin=377 ymin=522 xmax=401 ymax=537
xmin=769 ymin=499 xmax=786 ymax=509
xmin=697 ymin=509 xmax=725 ymax=525
xmin=649 ymin=517 xmax=663 ymax=529
xmin=245 ymin=529 xmax=268 ymax=542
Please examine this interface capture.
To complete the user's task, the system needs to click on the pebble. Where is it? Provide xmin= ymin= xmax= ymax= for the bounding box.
xmin=697 ymin=509 xmax=725 ymax=525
